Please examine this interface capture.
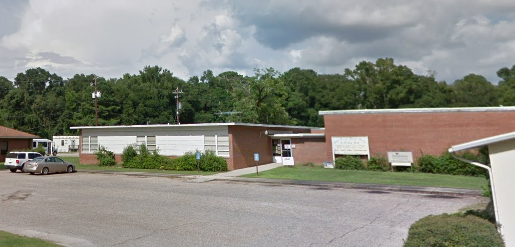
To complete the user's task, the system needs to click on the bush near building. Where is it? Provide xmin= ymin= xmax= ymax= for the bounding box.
xmin=121 ymin=145 xmax=227 ymax=172
xmin=335 ymin=150 xmax=488 ymax=177
xmin=403 ymin=214 xmax=504 ymax=247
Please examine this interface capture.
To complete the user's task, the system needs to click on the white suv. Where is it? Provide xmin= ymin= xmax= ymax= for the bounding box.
xmin=4 ymin=152 xmax=43 ymax=173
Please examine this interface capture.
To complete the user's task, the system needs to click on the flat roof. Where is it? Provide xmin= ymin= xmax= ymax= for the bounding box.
xmin=269 ymin=133 xmax=325 ymax=138
xmin=319 ymin=106 xmax=515 ymax=115
xmin=70 ymin=122 xmax=319 ymax=130
xmin=449 ymin=131 xmax=515 ymax=153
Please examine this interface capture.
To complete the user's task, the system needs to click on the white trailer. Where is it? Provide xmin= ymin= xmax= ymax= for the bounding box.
xmin=52 ymin=136 xmax=80 ymax=153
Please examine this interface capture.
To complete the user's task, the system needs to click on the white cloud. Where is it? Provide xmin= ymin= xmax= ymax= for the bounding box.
xmin=0 ymin=0 xmax=514 ymax=84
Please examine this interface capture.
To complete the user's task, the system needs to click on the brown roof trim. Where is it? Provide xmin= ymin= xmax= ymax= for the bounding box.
xmin=0 ymin=125 xmax=39 ymax=138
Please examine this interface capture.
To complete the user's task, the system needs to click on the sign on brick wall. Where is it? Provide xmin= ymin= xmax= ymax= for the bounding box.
xmin=331 ymin=136 xmax=370 ymax=157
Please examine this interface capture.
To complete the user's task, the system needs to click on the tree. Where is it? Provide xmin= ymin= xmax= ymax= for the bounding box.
xmin=231 ymin=68 xmax=293 ymax=125
xmin=450 ymin=74 xmax=497 ymax=107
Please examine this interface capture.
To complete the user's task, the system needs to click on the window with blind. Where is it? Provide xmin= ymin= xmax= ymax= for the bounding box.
xmin=137 ymin=136 xmax=156 ymax=151
xmin=82 ymin=136 xmax=98 ymax=153
xmin=204 ymin=135 xmax=229 ymax=157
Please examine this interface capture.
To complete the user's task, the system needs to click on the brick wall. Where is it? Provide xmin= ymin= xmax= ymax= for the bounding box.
xmin=0 ymin=138 xmax=32 ymax=162
xmin=291 ymin=137 xmax=327 ymax=164
xmin=229 ymin=126 xmax=312 ymax=170
xmin=323 ymin=111 xmax=515 ymax=161
xmin=229 ymin=126 xmax=272 ymax=170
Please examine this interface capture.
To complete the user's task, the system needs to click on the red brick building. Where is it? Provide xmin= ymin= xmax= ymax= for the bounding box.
xmin=320 ymin=107 xmax=515 ymax=161
xmin=72 ymin=107 xmax=515 ymax=170
xmin=71 ymin=123 xmax=325 ymax=170
xmin=0 ymin=125 xmax=39 ymax=162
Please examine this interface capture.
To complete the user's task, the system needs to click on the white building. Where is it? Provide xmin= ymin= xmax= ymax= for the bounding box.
xmin=53 ymin=136 xmax=80 ymax=153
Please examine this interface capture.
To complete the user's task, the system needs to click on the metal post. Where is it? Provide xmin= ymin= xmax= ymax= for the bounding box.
xmin=95 ymin=75 xmax=98 ymax=126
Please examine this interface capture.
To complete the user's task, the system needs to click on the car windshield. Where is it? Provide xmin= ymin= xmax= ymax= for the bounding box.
xmin=33 ymin=157 xmax=45 ymax=161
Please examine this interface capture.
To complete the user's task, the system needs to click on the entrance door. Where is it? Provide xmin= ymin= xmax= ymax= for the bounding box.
xmin=271 ymin=139 xmax=294 ymax=165
xmin=281 ymin=139 xmax=294 ymax=166
xmin=272 ymin=139 xmax=282 ymax=163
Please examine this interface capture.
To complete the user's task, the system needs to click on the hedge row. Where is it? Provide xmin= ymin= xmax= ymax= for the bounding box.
xmin=335 ymin=150 xmax=488 ymax=177
xmin=120 ymin=145 xmax=227 ymax=172
xmin=404 ymin=214 xmax=504 ymax=247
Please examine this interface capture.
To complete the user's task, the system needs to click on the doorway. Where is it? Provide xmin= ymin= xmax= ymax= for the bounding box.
xmin=272 ymin=139 xmax=293 ymax=164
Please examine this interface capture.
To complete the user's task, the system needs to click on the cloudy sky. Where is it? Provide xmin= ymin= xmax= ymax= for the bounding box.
xmin=1 ymin=0 xmax=515 ymax=84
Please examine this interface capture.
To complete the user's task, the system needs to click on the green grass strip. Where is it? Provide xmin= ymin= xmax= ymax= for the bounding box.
xmin=242 ymin=166 xmax=487 ymax=190
xmin=0 ymin=230 xmax=61 ymax=247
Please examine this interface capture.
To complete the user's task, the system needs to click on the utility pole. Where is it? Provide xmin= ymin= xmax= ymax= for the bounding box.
xmin=91 ymin=75 xmax=101 ymax=126
xmin=95 ymin=75 xmax=98 ymax=126
xmin=174 ymin=87 xmax=183 ymax=124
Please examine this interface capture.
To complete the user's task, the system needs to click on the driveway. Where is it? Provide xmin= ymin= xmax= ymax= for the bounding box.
xmin=0 ymin=171 xmax=483 ymax=247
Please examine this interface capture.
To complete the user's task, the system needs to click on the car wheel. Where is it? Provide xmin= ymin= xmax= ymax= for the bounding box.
xmin=67 ymin=165 xmax=74 ymax=173
xmin=9 ymin=169 xmax=16 ymax=173
xmin=29 ymin=172 xmax=35 ymax=175
xmin=42 ymin=167 xmax=49 ymax=175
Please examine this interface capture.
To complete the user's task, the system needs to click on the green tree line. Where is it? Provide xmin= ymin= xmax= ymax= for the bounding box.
xmin=1 ymin=58 xmax=514 ymax=139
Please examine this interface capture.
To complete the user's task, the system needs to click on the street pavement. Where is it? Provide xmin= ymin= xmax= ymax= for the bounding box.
xmin=0 ymin=166 xmax=485 ymax=246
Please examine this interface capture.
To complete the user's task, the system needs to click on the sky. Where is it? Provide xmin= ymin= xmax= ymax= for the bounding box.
xmin=1 ymin=0 xmax=515 ymax=84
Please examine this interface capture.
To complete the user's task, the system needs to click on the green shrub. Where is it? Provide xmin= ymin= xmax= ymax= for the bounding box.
xmin=416 ymin=152 xmax=487 ymax=177
xmin=416 ymin=154 xmax=441 ymax=173
xmin=404 ymin=214 xmax=504 ymax=247
xmin=95 ymin=146 xmax=116 ymax=166
xmin=366 ymin=156 xmax=389 ymax=171
xmin=200 ymin=150 xmax=228 ymax=172
xmin=173 ymin=152 xmax=198 ymax=171
xmin=439 ymin=152 xmax=487 ymax=177
xmin=335 ymin=156 xmax=364 ymax=170
xmin=464 ymin=200 xmax=496 ymax=224
xmin=122 ymin=145 xmax=138 ymax=165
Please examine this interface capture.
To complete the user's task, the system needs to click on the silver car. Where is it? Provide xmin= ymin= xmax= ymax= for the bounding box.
xmin=23 ymin=156 xmax=77 ymax=175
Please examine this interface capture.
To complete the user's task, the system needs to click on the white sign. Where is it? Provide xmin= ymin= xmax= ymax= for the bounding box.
xmin=284 ymin=144 xmax=296 ymax=149
xmin=331 ymin=137 xmax=370 ymax=156
xmin=387 ymin=151 xmax=414 ymax=163
xmin=283 ymin=157 xmax=294 ymax=166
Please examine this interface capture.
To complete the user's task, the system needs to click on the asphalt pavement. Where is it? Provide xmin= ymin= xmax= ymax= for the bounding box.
xmin=79 ymin=163 xmax=482 ymax=197
xmin=0 ymin=170 xmax=484 ymax=247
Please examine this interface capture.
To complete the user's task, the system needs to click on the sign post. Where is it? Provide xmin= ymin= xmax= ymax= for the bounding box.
xmin=196 ymin=152 xmax=201 ymax=172
xmin=254 ymin=153 xmax=260 ymax=175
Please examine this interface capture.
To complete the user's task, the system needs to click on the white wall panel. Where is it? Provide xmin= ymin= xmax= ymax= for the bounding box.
xmin=98 ymin=136 xmax=137 ymax=154
xmin=157 ymin=136 xmax=204 ymax=156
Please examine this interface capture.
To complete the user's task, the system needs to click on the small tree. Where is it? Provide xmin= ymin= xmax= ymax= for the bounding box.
xmin=95 ymin=146 xmax=116 ymax=166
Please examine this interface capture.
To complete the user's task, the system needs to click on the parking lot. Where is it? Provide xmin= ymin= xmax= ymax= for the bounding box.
xmin=0 ymin=170 xmax=482 ymax=247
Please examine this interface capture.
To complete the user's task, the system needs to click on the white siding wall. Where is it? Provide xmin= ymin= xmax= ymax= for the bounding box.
xmin=98 ymin=136 xmax=137 ymax=154
xmin=81 ymin=126 xmax=229 ymax=156
xmin=157 ymin=136 xmax=204 ymax=156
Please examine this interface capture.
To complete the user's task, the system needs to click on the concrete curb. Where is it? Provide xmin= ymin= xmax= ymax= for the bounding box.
xmin=77 ymin=170 xmax=482 ymax=197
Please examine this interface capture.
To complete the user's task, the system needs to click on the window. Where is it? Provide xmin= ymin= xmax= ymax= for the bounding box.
xmin=82 ymin=136 xmax=98 ymax=153
xmin=137 ymin=136 xmax=156 ymax=151
xmin=204 ymin=135 xmax=229 ymax=157
xmin=1 ymin=141 xmax=7 ymax=155
xmin=147 ymin=136 xmax=156 ymax=151
xmin=217 ymin=136 xmax=230 ymax=157
xmin=61 ymin=140 xmax=65 ymax=146
xmin=136 ymin=136 xmax=146 ymax=146
xmin=28 ymin=153 xmax=42 ymax=159
xmin=17 ymin=153 xmax=26 ymax=159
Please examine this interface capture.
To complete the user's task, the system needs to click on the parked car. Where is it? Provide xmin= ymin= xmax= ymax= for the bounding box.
xmin=4 ymin=151 xmax=43 ymax=173
xmin=23 ymin=156 xmax=77 ymax=175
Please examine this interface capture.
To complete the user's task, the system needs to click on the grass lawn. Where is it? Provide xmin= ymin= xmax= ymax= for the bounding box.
xmin=242 ymin=166 xmax=488 ymax=190
xmin=58 ymin=156 xmax=218 ymax=175
xmin=0 ymin=230 xmax=61 ymax=247
xmin=0 ymin=162 xmax=3 ymax=169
